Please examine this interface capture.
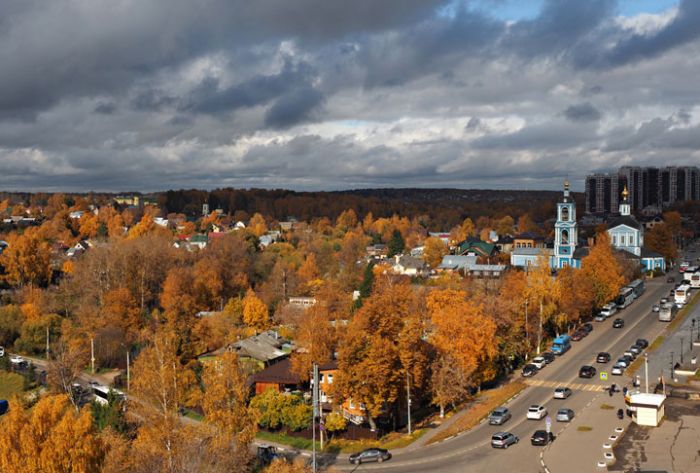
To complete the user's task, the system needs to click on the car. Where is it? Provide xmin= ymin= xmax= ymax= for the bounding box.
xmin=349 ymin=448 xmax=391 ymax=465
xmin=660 ymin=298 xmax=668 ymax=304
xmin=526 ymin=405 xmax=547 ymax=420
xmin=635 ymin=339 xmax=649 ymax=349
xmin=623 ymin=350 xmax=637 ymax=360
xmin=491 ymin=432 xmax=519 ymax=449
xmin=667 ymin=277 xmax=675 ymax=283
xmin=571 ymin=331 xmax=585 ymax=341
xmin=579 ymin=365 xmax=596 ymax=378
xmin=612 ymin=318 xmax=625 ymax=328
xmin=553 ymin=387 xmax=572 ymax=399
xmin=556 ymin=408 xmax=575 ymax=422
xmin=611 ymin=363 xmax=625 ymax=375
xmin=629 ymin=345 xmax=642 ymax=355
xmin=530 ymin=430 xmax=554 ymax=446
xmin=489 ymin=407 xmax=512 ymax=425
xmin=596 ymin=352 xmax=611 ymax=363
xmin=531 ymin=356 xmax=546 ymax=369
xmin=622 ymin=354 xmax=633 ymax=364
xmin=542 ymin=352 xmax=555 ymax=364
xmin=581 ymin=323 xmax=593 ymax=334
xmin=0 ymin=346 xmax=4 ymax=357
xmin=652 ymin=304 xmax=660 ymax=313
xmin=616 ymin=358 xmax=630 ymax=368
xmin=594 ymin=312 xmax=606 ymax=322
xmin=521 ymin=364 xmax=538 ymax=377
xmin=9 ymin=355 xmax=24 ymax=365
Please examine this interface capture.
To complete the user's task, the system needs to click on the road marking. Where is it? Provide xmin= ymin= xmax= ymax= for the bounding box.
xmin=524 ymin=379 xmax=606 ymax=392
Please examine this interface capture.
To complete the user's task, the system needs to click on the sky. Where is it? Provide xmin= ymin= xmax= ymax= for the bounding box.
xmin=1 ymin=0 xmax=699 ymax=193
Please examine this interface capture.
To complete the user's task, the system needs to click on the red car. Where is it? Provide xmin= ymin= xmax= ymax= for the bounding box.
xmin=570 ymin=331 xmax=585 ymax=341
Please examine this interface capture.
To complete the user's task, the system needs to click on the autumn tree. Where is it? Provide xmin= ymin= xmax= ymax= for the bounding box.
xmin=555 ymin=266 xmax=595 ymax=332
xmin=290 ymin=305 xmax=335 ymax=381
xmin=0 ymin=394 xmax=104 ymax=473
xmin=580 ymin=233 xmax=625 ymax=307
xmin=423 ymin=236 xmax=448 ymax=268
xmin=201 ymin=351 xmax=258 ymax=470
xmin=47 ymin=339 xmax=90 ymax=411
xmin=645 ymin=223 xmax=677 ymax=265
xmin=525 ymin=254 xmax=559 ymax=353
xmin=0 ymin=227 xmax=53 ymax=287
xmin=263 ymin=458 xmax=313 ymax=473
xmin=243 ymin=288 xmax=270 ymax=332
xmin=249 ymin=212 xmax=268 ymax=237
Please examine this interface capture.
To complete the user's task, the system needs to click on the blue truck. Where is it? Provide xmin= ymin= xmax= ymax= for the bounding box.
xmin=0 ymin=399 xmax=8 ymax=416
xmin=551 ymin=335 xmax=571 ymax=355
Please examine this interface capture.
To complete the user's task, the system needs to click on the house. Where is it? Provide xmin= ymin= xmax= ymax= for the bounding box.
xmin=510 ymin=247 xmax=553 ymax=268
xmin=392 ymin=255 xmax=429 ymax=276
xmin=188 ymin=234 xmax=208 ymax=250
xmin=317 ymin=362 xmax=367 ymax=425
xmin=226 ymin=330 xmax=289 ymax=368
xmin=366 ymin=244 xmax=388 ymax=259
xmin=513 ymin=232 xmax=546 ymax=249
xmin=0 ymin=240 xmax=7 ymax=255
xmin=437 ymin=255 xmax=506 ymax=277
xmin=154 ymin=217 xmax=169 ymax=227
xmin=259 ymin=231 xmax=282 ymax=248
xmin=428 ymin=232 xmax=451 ymax=246
xmin=288 ymin=297 xmax=317 ymax=309
xmin=494 ymin=235 xmax=514 ymax=253
xmin=69 ymin=211 xmax=84 ymax=219
xmin=640 ymin=215 xmax=664 ymax=230
xmin=455 ymin=238 xmax=498 ymax=258
xmin=409 ymin=246 xmax=424 ymax=257
xmin=234 ymin=221 xmax=246 ymax=230
xmin=250 ymin=358 xmax=303 ymax=395
xmin=66 ymin=240 xmax=92 ymax=258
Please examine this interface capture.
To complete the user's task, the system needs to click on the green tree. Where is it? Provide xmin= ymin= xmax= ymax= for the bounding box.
xmin=387 ymin=229 xmax=405 ymax=257
xmin=354 ymin=263 xmax=375 ymax=309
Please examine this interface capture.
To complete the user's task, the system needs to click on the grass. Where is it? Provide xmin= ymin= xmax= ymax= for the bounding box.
xmin=325 ymin=428 xmax=429 ymax=454
xmin=0 ymin=371 xmax=25 ymax=399
xmin=256 ymin=430 xmax=318 ymax=451
xmin=577 ymin=425 xmax=593 ymax=432
xmin=427 ymin=381 xmax=527 ymax=445
xmin=600 ymin=404 xmax=615 ymax=410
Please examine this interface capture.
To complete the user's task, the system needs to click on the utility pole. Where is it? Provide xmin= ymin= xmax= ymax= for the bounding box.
xmin=670 ymin=351 xmax=675 ymax=380
xmin=644 ymin=353 xmax=649 ymax=394
xmin=524 ymin=299 xmax=529 ymax=358
xmin=537 ymin=300 xmax=543 ymax=355
xmin=406 ymin=370 xmax=412 ymax=435
xmin=91 ymin=338 xmax=95 ymax=374
xmin=126 ymin=350 xmax=130 ymax=392
xmin=46 ymin=326 xmax=50 ymax=360
xmin=312 ymin=363 xmax=318 ymax=473
xmin=680 ymin=338 xmax=684 ymax=364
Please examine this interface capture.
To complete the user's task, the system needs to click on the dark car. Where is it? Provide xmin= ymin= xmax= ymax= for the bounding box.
xmin=521 ymin=364 xmax=538 ymax=377
xmin=571 ymin=331 xmax=585 ymax=341
xmin=596 ymin=352 xmax=611 ymax=363
xmin=635 ymin=338 xmax=649 ymax=349
xmin=579 ymin=365 xmax=597 ymax=378
xmin=581 ymin=323 xmax=594 ymax=334
xmin=612 ymin=318 xmax=625 ymax=328
xmin=667 ymin=276 xmax=675 ymax=283
xmin=349 ymin=448 xmax=391 ymax=465
xmin=542 ymin=352 xmax=556 ymax=364
xmin=530 ymin=430 xmax=554 ymax=446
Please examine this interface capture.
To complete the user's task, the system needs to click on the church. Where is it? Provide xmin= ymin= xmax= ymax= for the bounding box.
xmin=511 ymin=181 xmax=666 ymax=273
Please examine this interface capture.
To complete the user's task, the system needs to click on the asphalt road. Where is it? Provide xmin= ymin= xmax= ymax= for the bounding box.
xmin=332 ymin=270 xmax=680 ymax=472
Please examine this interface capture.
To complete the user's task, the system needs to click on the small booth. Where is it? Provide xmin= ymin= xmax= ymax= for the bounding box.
xmin=626 ymin=392 xmax=666 ymax=427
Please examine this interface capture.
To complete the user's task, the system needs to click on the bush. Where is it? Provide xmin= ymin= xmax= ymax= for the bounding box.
xmin=250 ymin=388 xmax=312 ymax=432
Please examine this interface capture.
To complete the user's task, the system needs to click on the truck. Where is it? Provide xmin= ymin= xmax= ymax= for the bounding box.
xmin=551 ymin=335 xmax=572 ymax=355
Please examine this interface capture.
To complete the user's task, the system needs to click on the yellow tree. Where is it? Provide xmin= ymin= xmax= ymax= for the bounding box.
xmin=0 ymin=227 xmax=52 ymax=287
xmin=242 ymin=288 xmax=270 ymax=332
xmin=201 ymin=351 xmax=258 ymax=470
xmin=555 ymin=266 xmax=595 ymax=332
xmin=249 ymin=213 xmax=268 ymax=237
xmin=423 ymin=236 xmax=448 ymax=268
xmin=78 ymin=212 xmax=100 ymax=239
xmin=0 ymin=394 xmax=104 ymax=473
xmin=580 ymin=233 xmax=625 ymax=307
xmin=290 ymin=305 xmax=335 ymax=381
xmin=128 ymin=214 xmax=156 ymax=239
xmin=525 ymin=254 xmax=560 ymax=354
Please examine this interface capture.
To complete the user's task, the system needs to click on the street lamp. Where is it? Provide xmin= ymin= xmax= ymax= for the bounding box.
xmin=680 ymin=337 xmax=684 ymax=364
xmin=670 ymin=351 xmax=675 ymax=380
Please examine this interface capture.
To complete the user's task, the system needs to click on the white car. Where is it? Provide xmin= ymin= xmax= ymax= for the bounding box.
xmin=553 ymin=387 xmax=572 ymax=399
xmin=9 ymin=355 xmax=24 ymax=365
xmin=611 ymin=364 xmax=625 ymax=375
xmin=531 ymin=356 xmax=546 ymax=370
xmin=527 ymin=405 xmax=547 ymax=420
xmin=0 ymin=346 xmax=4 ymax=357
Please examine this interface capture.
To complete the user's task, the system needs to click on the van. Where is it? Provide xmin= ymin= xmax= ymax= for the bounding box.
xmin=600 ymin=303 xmax=617 ymax=318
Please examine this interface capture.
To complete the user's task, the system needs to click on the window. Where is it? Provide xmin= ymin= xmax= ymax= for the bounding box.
xmin=561 ymin=230 xmax=569 ymax=244
xmin=327 ymin=374 xmax=334 ymax=384
xmin=612 ymin=235 xmax=617 ymax=246
xmin=561 ymin=206 xmax=569 ymax=221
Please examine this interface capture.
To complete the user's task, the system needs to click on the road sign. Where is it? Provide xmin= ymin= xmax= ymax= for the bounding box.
xmin=545 ymin=416 xmax=552 ymax=433
xmin=600 ymin=371 xmax=608 ymax=381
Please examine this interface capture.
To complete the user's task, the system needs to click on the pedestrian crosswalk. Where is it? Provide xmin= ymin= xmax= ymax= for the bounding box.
xmin=523 ymin=378 xmax=607 ymax=392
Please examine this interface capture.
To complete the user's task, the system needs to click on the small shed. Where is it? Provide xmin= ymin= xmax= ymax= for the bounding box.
xmin=628 ymin=392 xmax=666 ymax=427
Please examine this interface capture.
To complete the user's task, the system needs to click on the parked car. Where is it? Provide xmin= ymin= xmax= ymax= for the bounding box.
xmin=553 ymin=387 xmax=572 ymax=399
xmin=636 ymin=339 xmax=649 ymax=349
xmin=491 ymin=432 xmax=519 ymax=449
xmin=521 ymin=364 xmax=538 ymax=377
xmin=622 ymin=354 xmax=633 ymax=364
xmin=530 ymin=430 xmax=554 ymax=446
xmin=629 ymin=345 xmax=642 ymax=355
xmin=616 ymin=358 xmax=630 ymax=368
xmin=556 ymin=408 xmax=574 ymax=422
xmin=489 ymin=407 xmax=512 ymax=426
xmin=531 ymin=356 xmax=547 ymax=370
xmin=542 ymin=352 xmax=555 ymax=364
xmin=581 ymin=323 xmax=593 ymax=334
xmin=594 ymin=312 xmax=607 ymax=322
xmin=571 ymin=331 xmax=585 ymax=341
xmin=526 ymin=405 xmax=547 ymax=420
xmin=660 ymin=298 xmax=668 ymax=305
xmin=623 ymin=350 xmax=637 ymax=360
xmin=579 ymin=365 xmax=596 ymax=378
xmin=9 ymin=355 xmax=24 ymax=365
xmin=612 ymin=318 xmax=625 ymax=329
xmin=652 ymin=305 xmax=660 ymax=313
xmin=611 ymin=363 xmax=625 ymax=375
xmin=349 ymin=448 xmax=391 ymax=465
xmin=596 ymin=352 xmax=611 ymax=363
xmin=600 ymin=303 xmax=617 ymax=318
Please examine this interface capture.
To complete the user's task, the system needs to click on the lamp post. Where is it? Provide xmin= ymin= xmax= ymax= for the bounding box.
xmin=670 ymin=351 xmax=675 ymax=380
xmin=680 ymin=337 xmax=684 ymax=364
xmin=524 ymin=299 xmax=529 ymax=359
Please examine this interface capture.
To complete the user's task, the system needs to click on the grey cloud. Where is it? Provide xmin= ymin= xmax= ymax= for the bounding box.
xmin=563 ymin=102 xmax=601 ymax=122
xmin=94 ymin=102 xmax=117 ymax=115
xmin=264 ymin=86 xmax=324 ymax=128
xmin=472 ymin=120 xmax=599 ymax=151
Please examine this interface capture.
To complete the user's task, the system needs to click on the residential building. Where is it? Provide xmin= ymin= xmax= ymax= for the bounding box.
xmin=513 ymin=232 xmax=546 ymax=249
xmin=288 ymin=297 xmax=317 ymax=309
xmin=250 ymin=358 xmax=303 ymax=395
xmin=392 ymin=255 xmax=429 ymax=276
xmin=585 ymin=173 xmax=620 ymax=214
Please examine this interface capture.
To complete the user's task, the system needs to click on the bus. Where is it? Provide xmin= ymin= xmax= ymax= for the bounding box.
xmin=616 ymin=287 xmax=635 ymax=309
xmin=628 ymin=279 xmax=645 ymax=299
xmin=659 ymin=302 xmax=677 ymax=322
xmin=551 ymin=334 xmax=572 ymax=355
xmin=674 ymin=284 xmax=691 ymax=306
xmin=92 ymin=384 xmax=126 ymax=406
xmin=690 ymin=272 xmax=700 ymax=289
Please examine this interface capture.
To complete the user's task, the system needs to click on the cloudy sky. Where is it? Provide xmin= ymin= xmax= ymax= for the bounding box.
xmin=1 ymin=0 xmax=699 ymax=192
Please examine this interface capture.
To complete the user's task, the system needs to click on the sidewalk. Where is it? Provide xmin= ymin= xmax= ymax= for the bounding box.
xmin=543 ymin=390 xmax=631 ymax=473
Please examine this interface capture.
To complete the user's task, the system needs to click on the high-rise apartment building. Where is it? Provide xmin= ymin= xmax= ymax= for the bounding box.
xmin=585 ymin=165 xmax=699 ymax=214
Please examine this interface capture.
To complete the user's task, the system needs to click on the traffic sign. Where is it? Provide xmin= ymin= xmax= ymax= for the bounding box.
xmin=600 ymin=371 xmax=608 ymax=381
xmin=545 ymin=416 xmax=552 ymax=433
